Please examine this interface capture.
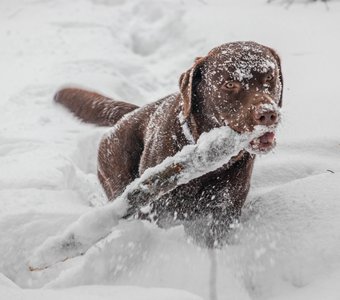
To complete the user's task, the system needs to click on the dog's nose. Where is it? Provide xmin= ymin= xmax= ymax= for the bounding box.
xmin=253 ymin=110 xmax=278 ymax=126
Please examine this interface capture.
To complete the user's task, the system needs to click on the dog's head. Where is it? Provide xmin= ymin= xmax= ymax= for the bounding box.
xmin=179 ymin=41 xmax=283 ymax=153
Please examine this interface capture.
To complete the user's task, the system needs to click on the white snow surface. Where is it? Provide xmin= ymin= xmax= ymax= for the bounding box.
xmin=1 ymin=0 xmax=340 ymax=300
xmin=28 ymin=124 xmax=275 ymax=271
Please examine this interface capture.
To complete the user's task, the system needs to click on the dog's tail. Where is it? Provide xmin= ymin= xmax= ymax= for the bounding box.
xmin=54 ymin=88 xmax=139 ymax=126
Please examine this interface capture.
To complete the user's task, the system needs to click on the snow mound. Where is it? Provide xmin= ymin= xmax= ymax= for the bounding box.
xmin=1 ymin=0 xmax=340 ymax=299
xmin=29 ymin=124 xmax=274 ymax=270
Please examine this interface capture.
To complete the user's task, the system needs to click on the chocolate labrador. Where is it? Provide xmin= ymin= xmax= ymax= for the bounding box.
xmin=55 ymin=41 xmax=283 ymax=246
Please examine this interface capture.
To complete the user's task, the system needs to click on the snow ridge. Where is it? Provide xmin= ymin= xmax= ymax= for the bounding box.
xmin=28 ymin=125 xmax=272 ymax=270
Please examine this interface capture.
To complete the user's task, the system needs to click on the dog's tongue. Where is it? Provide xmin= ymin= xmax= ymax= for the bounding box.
xmin=260 ymin=132 xmax=275 ymax=144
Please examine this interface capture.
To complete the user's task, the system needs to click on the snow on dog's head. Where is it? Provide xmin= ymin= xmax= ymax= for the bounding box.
xmin=179 ymin=41 xmax=283 ymax=153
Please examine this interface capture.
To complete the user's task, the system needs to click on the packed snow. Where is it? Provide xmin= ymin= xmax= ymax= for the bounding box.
xmin=29 ymin=124 xmax=277 ymax=271
xmin=1 ymin=0 xmax=340 ymax=300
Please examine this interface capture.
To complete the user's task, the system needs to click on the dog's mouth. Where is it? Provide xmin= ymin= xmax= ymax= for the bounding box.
xmin=250 ymin=132 xmax=276 ymax=153
xmin=222 ymin=118 xmax=278 ymax=154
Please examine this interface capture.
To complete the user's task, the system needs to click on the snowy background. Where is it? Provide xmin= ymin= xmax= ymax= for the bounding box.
xmin=1 ymin=0 xmax=340 ymax=299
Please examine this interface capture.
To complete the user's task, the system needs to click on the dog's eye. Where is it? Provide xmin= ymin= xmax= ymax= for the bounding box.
xmin=223 ymin=82 xmax=236 ymax=90
xmin=265 ymin=74 xmax=274 ymax=82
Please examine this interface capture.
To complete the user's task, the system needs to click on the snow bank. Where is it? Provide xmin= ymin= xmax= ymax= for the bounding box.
xmin=29 ymin=124 xmax=276 ymax=270
xmin=1 ymin=0 xmax=340 ymax=299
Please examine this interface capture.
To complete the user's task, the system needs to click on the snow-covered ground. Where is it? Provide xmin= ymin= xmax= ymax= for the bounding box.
xmin=1 ymin=0 xmax=340 ymax=299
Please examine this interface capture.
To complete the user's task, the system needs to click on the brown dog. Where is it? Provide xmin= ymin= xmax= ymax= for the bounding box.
xmin=55 ymin=41 xmax=283 ymax=246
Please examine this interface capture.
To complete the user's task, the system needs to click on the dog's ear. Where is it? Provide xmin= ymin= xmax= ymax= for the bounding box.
xmin=179 ymin=57 xmax=205 ymax=118
xmin=269 ymin=48 xmax=283 ymax=107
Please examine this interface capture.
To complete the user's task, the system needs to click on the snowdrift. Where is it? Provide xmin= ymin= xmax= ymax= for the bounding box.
xmin=1 ymin=0 xmax=340 ymax=299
